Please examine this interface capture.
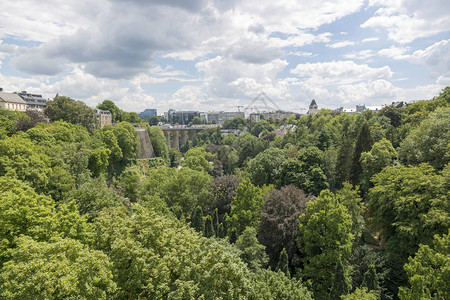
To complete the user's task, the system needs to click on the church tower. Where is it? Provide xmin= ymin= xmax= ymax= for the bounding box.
xmin=308 ymin=99 xmax=318 ymax=115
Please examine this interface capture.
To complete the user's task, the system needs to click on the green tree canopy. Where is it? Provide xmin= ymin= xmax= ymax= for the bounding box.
xmin=45 ymin=96 xmax=98 ymax=131
xmin=0 ymin=236 xmax=116 ymax=299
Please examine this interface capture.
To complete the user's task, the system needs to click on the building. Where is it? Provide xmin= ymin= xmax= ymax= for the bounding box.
xmin=355 ymin=105 xmax=367 ymax=113
xmin=202 ymin=111 xmax=245 ymax=124
xmin=139 ymin=108 xmax=157 ymax=119
xmin=308 ymin=99 xmax=318 ymax=115
xmin=0 ymin=89 xmax=27 ymax=112
xmin=17 ymin=91 xmax=47 ymax=111
xmin=97 ymin=109 xmax=112 ymax=128
xmin=165 ymin=110 xmax=200 ymax=125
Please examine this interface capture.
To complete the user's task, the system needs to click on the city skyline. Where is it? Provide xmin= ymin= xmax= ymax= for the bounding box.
xmin=0 ymin=0 xmax=449 ymax=113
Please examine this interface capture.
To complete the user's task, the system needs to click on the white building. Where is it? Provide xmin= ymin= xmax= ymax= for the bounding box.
xmin=0 ymin=89 xmax=27 ymax=112
xmin=308 ymin=99 xmax=318 ymax=115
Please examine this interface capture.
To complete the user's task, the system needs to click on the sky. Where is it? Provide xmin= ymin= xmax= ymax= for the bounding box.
xmin=0 ymin=0 xmax=449 ymax=114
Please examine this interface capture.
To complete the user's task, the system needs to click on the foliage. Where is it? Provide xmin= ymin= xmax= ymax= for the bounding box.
xmin=351 ymin=122 xmax=373 ymax=185
xmin=228 ymin=179 xmax=265 ymax=236
xmin=298 ymin=189 xmax=354 ymax=299
xmin=92 ymin=207 xmax=251 ymax=299
xmin=208 ymin=175 xmax=242 ymax=220
xmin=249 ymin=269 xmax=313 ymax=300
xmin=182 ymin=146 xmax=214 ymax=173
xmin=45 ymin=96 xmax=98 ymax=131
xmin=191 ymin=206 xmax=205 ymax=234
xmin=259 ymin=185 xmax=313 ymax=269
xmin=216 ymin=145 xmax=239 ymax=175
xmin=360 ymin=138 xmax=398 ymax=193
xmin=222 ymin=117 xmax=246 ymax=130
xmin=330 ymin=259 xmax=352 ymax=300
xmin=204 ymin=215 xmax=215 ymax=237
xmin=235 ymin=227 xmax=268 ymax=271
xmin=398 ymin=231 xmax=450 ymax=300
xmin=341 ymin=288 xmax=378 ymax=300
xmin=110 ymin=122 xmax=140 ymax=160
xmin=0 ymin=135 xmax=51 ymax=193
xmin=0 ymin=236 xmax=116 ymax=299
xmin=400 ymin=107 xmax=450 ymax=170
xmin=97 ymin=99 xmax=122 ymax=122
xmin=148 ymin=125 xmax=169 ymax=160
xmin=368 ymin=163 xmax=449 ymax=258
xmin=247 ymin=147 xmax=286 ymax=186
xmin=277 ymin=248 xmax=290 ymax=277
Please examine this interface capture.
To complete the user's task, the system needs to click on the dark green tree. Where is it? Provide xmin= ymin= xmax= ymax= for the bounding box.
xmin=204 ymin=215 xmax=214 ymax=238
xmin=363 ymin=264 xmax=380 ymax=292
xmin=212 ymin=208 xmax=219 ymax=236
xmin=351 ymin=122 xmax=373 ymax=185
xmin=330 ymin=259 xmax=352 ymax=300
xmin=191 ymin=206 xmax=204 ymax=234
xmin=97 ymin=99 xmax=122 ymax=122
xmin=277 ymin=248 xmax=290 ymax=278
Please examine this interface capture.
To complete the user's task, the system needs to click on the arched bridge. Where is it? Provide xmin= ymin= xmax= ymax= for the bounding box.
xmin=160 ymin=125 xmax=219 ymax=150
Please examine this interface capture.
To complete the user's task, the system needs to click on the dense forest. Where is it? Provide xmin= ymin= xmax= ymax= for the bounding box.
xmin=0 ymin=88 xmax=449 ymax=299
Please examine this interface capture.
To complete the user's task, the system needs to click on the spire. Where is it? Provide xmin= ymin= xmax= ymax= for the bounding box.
xmin=310 ymin=99 xmax=317 ymax=107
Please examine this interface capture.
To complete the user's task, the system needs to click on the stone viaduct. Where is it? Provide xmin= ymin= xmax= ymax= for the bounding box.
xmin=160 ymin=125 xmax=219 ymax=150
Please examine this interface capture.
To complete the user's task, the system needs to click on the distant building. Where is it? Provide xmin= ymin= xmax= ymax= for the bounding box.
xmin=97 ymin=109 xmax=112 ymax=128
xmin=139 ymin=108 xmax=157 ymax=119
xmin=17 ymin=91 xmax=47 ymax=111
xmin=355 ymin=105 xmax=367 ymax=113
xmin=203 ymin=111 xmax=245 ymax=124
xmin=308 ymin=99 xmax=318 ymax=115
xmin=166 ymin=110 xmax=199 ymax=125
xmin=0 ymin=89 xmax=27 ymax=112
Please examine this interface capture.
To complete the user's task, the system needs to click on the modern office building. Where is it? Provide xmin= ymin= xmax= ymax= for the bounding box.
xmin=139 ymin=108 xmax=157 ymax=119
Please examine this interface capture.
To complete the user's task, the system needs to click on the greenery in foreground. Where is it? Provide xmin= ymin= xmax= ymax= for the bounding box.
xmin=0 ymin=88 xmax=449 ymax=299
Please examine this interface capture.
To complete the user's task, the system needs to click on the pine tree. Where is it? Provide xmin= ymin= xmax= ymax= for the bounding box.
xmin=190 ymin=206 xmax=204 ymax=234
xmin=330 ymin=259 xmax=351 ymax=300
xmin=212 ymin=208 xmax=219 ymax=236
xmin=277 ymin=248 xmax=290 ymax=278
xmin=351 ymin=123 xmax=373 ymax=185
xmin=363 ymin=264 xmax=379 ymax=292
xmin=204 ymin=215 xmax=214 ymax=238
xmin=217 ymin=223 xmax=225 ymax=238
xmin=229 ymin=229 xmax=237 ymax=244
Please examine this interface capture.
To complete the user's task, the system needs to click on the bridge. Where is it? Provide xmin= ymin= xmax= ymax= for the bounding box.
xmin=160 ymin=125 xmax=219 ymax=150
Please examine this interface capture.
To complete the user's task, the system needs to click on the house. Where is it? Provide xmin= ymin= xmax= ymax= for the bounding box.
xmin=97 ymin=109 xmax=112 ymax=128
xmin=17 ymin=91 xmax=47 ymax=111
xmin=0 ymin=89 xmax=27 ymax=112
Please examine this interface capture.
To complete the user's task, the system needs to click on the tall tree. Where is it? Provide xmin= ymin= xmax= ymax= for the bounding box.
xmin=330 ymin=259 xmax=352 ymax=300
xmin=204 ymin=215 xmax=214 ymax=238
xmin=191 ymin=206 xmax=205 ymax=234
xmin=277 ymin=248 xmax=290 ymax=278
xmin=351 ymin=122 xmax=373 ymax=185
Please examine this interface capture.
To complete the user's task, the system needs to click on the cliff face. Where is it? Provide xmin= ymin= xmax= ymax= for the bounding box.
xmin=136 ymin=128 xmax=154 ymax=159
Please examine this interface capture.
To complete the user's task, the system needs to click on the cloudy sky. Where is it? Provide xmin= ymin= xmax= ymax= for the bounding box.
xmin=0 ymin=0 xmax=449 ymax=114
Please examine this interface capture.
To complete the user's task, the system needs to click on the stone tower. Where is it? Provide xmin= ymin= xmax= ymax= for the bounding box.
xmin=308 ymin=99 xmax=318 ymax=115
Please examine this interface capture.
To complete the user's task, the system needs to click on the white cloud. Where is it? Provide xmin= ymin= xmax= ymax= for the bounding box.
xmin=291 ymin=60 xmax=392 ymax=85
xmin=344 ymin=49 xmax=376 ymax=60
xmin=327 ymin=40 xmax=355 ymax=48
xmin=377 ymin=46 xmax=410 ymax=60
xmin=363 ymin=0 xmax=450 ymax=43
xmin=409 ymin=39 xmax=450 ymax=73
xmin=361 ymin=37 xmax=379 ymax=43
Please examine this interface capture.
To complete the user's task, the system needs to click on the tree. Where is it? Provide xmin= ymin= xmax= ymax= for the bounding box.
xmin=363 ymin=264 xmax=380 ymax=292
xmin=111 ymin=122 xmax=140 ymax=160
xmin=148 ymin=125 xmax=169 ymax=160
xmin=235 ymin=227 xmax=268 ymax=271
xmin=247 ymin=147 xmax=286 ymax=186
xmin=222 ymin=117 xmax=246 ymax=130
xmin=212 ymin=208 xmax=219 ymax=236
xmin=191 ymin=206 xmax=205 ymax=233
xmin=97 ymin=99 xmax=122 ymax=122
xmin=249 ymin=269 xmax=313 ymax=300
xmin=298 ymin=189 xmax=354 ymax=299
xmin=216 ymin=145 xmax=238 ymax=175
xmin=228 ymin=179 xmax=265 ymax=236
xmin=398 ymin=231 xmax=450 ymax=300
xmin=330 ymin=259 xmax=352 ymax=300
xmin=258 ymin=185 xmax=313 ymax=269
xmin=360 ymin=138 xmax=398 ymax=193
xmin=182 ymin=146 xmax=214 ymax=173
xmin=116 ymin=164 xmax=144 ymax=202
xmin=400 ymin=107 xmax=450 ymax=170
xmin=0 ymin=236 xmax=116 ymax=299
xmin=148 ymin=115 xmax=159 ymax=126
xmin=368 ymin=163 xmax=449 ymax=258
xmin=351 ymin=122 xmax=373 ymax=185
xmin=0 ymin=135 xmax=51 ymax=193
xmin=208 ymin=175 xmax=242 ymax=221
xmin=341 ymin=288 xmax=378 ymax=300
xmin=45 ymin=96 xmax=98 ymax=131
xmin=204 ymin=215 xmax=215 ymax=237
xmin=189 ymin=116 xmax=203 ymax=126
xmin=92 ymin=207 xmax=251 ymax=299
xmin=277 ymin=248 xmax=290 ymax=277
